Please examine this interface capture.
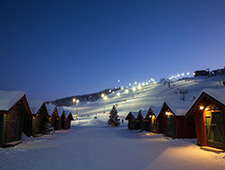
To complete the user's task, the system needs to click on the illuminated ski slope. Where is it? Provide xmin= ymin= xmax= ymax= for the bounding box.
xmin=65 ymin=75 xmax=225 ymax=118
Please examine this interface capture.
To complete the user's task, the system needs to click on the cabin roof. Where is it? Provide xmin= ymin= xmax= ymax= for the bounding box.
xmin=130 ymin=111 xmax=139 ymax=119
xmin=64 ymin=110 xmax=72 ymax=117
xmin=56 ymin=107 xmax=64 ymax=117
xmin=202 ymin=88 xmax=225 ymax=105
xmin=139 ymin=110 xmax=148 ymax=118
xmin=150 ymin=106 xmax=161 ymax=117
xmin=0 ymin=90 xmax=25 ymax=111
xmin=28 ymin=100 xmax=44 ymax=114
xmin=164 ymin=100 xmax=192 ymax=116
xmin=186 ymin=88 xmax=225 ymax=117
xmin=46 ymin=104 xmax=56 ymax=115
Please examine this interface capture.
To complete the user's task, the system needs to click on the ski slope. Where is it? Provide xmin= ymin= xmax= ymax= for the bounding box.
xmin=65 ymin=75 xmax=225 ymax=119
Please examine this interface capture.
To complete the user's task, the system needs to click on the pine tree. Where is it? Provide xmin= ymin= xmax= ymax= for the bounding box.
xmin=42 ymin=121 xmax=54 ymax=135
xmin=108 ymin=105 xmax=120 ymax=127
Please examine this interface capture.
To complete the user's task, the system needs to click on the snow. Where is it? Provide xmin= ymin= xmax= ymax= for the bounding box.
xmin=164 ymin=100 xmax=193 ymax=116
xmin=150 ymin=106 xmax=162 ymax=117
xmin=130 ymin=112 xmax=139 ymax=119
xmin=46 ymin=103 xmax=56 ymax=116
xmin=56 ymin=107 xmax=64 ymax=117
xmin=0 ymin=90 xmax=25 ymax=111
xmin=202 ymin=88 xmax=225 ymax=105
xmin=28 ymin=100 xmax=44 ymax=114
xmin=139 ymin=109 xmax=148 ymax=118
xmin=64 ymin=110 xmax=72 ymax=118
xmin=0 ymin=117 xmax=225 ymax=170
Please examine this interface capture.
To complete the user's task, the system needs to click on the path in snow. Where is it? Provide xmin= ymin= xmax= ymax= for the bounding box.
xmin=0 ymin=120 xmax=225 ymax=170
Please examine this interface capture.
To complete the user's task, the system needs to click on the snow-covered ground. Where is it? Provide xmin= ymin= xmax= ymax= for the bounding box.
xmin=1 ymin=76 xmax=225 ymax=170
xmin=1 ymin=116 xmax=225 ymax=170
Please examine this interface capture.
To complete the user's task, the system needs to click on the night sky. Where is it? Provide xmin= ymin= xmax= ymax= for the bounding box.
xmin=1 ymin=0 xmax=225 ymax=101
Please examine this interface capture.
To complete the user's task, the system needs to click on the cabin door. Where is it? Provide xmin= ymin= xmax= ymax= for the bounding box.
xmin=158 ymin=121 xmax=164 ymax=133
xmin=6 ymin=111 xmax=20 ymax=142
xmin=205 ymin=112 xmax=225 ymax=148
xmin=33 ymin=115 xmax=41 ymax=135
xmin=167 ymin=115 xmax=175 ymax=138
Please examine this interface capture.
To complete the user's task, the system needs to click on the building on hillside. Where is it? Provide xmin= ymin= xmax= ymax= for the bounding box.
xmin=157 ymin=101 xmax=196 ymax=138
xmin=63 ymin=110 xmax=74 ymax=129
xmin=125 ymin=112 xmax=139 ymax=130
xmin=0 ymin=90 xmax=31 ymax=147
xmin=186 ymin=89 xmax=225 ymax=149
xmin=28 ymin=100 xmax=49 ymax=136
xmin=193 ymin=70 xmax=210 ymax=77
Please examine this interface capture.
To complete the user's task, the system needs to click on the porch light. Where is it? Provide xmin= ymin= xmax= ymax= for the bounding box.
xmin=101 ymin=93 xmax=105 ymax=98
xmin=166 ymin=112 xmax=171 ymax=116
xmin=149 ymin=115 xmax=152 ymax=118
xmin=199 ymin=106 xmax=204 ymax=110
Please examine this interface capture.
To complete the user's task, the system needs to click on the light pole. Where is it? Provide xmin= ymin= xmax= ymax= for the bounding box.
xmin=101 ymin=94 xmax=107 ymax=113
xmin=76 ymin=99 xmax=79 ymax=117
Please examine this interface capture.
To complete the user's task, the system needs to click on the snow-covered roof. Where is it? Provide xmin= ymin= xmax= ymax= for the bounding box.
xmin=0 ymin=90 xmax=25 ymax=111
xmin=46 ymin=104 xmax=56 ymax=116
xmin=202 ymin=88 xmax=225 ymax=105
xmin=150 ymin=106 xmax=161 ymax=117
xmin=28 ymin=100 xmax=44 ymax=114
xmin=139 ymin=110 xmax=148 ymax=118
xmin=64 ymin=110 xmax=72 ymax=118
xmin=164 ymin=100 xmax=192 ymax=116
xmin=56 ymin=107 xmax=64 ymax=117
xmin=130 ymin=112 xmax=139 ymax=119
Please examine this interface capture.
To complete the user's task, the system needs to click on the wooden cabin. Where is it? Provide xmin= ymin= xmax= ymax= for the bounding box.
xmin=0 ymin=90 xmax=31 ymax=147
xmin=186 ymin=89 xmax=225 ymax=149
xmin=139 ymin=110 xmax=149 ymax=131
xmin=145 ymin=106 xmax=161 ymax=132
xmin=28 ymin=100 xmax=49 ymax=136
xmin=63 ymin=110 xmax=74 ymax=129
xmin=125 ymin=112 xmax=139 ymax=130
xmin=55 ymin=107 xmax=64 ymax=130
xmin=46 ymin=104 xmax=58 ymax=130
xmin=157 ymin=101 xmax=196 ymax=138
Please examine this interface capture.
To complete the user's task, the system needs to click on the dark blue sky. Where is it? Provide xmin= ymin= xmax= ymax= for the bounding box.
xmin=1 ymin=0 xmax=225 ymax=101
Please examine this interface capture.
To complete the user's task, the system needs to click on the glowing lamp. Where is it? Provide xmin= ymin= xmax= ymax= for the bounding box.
xmin=76 ymin=100 xmax=80 ymax=103
xmin=138 ymin=85 xmax=142 ymax=90
xmin=103 ymin=96 xmax=108 ymax=100
xmin=199 ymin=106 xmax=204 ymax=110
xmin=72 ymin=98 xmax=76 ymax=103
xmin=117 ymin=93 xmax=120 ymax=96
xmin=101 ymin=93 xmax=105 ymax=98
xmin=125 ymin=89 xmax=129 ymax=93
xmin=166 ymin=112 xmax=171 ymax=116
xmin=132 ymin=87 xmax=136 ymax=91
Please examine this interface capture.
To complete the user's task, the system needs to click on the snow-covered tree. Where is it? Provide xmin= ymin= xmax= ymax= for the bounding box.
xmin=108 ymin=105 xmax=120 ymax=127
xmin=42 ymin=122 xmax=54 ymax=135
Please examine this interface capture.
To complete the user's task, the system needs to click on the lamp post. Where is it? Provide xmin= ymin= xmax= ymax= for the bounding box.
xmin=72 ymin=98 xmax=76 ymax=109
xmin=102 ymin=94 xmax=107 ymax=113
xmin=76 ymin=99 xmax=79 ymax=117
